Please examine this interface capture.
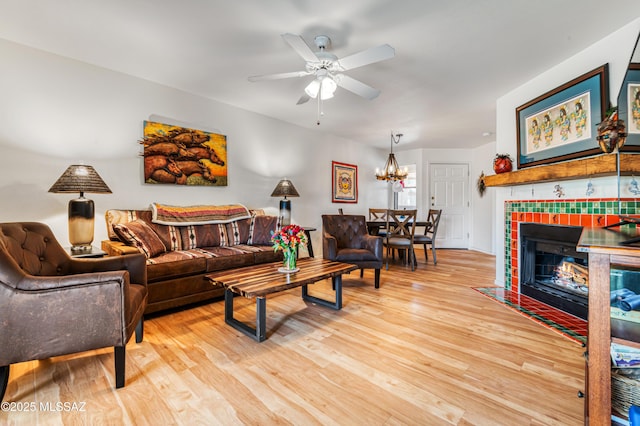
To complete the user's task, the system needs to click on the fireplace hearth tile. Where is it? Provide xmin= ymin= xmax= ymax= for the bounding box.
xmin=474 ymin=287 xmax=587 ymax=345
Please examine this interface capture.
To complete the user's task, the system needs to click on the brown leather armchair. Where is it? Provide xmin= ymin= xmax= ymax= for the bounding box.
xmin=322 ymin=215 xmax=383 ymax=288
xmin=0 ymin=222 xmax=148 ymax=401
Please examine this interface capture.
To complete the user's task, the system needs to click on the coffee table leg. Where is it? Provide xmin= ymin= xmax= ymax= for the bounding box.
xmin=301 ymin=275 xmax=342 ymax=310
xmin=224 ymin=288 xmax=267 ymax=342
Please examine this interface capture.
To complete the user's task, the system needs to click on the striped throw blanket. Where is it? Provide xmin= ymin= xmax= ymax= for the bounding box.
xmin=151 ymin=203 xmax=251 ymax=225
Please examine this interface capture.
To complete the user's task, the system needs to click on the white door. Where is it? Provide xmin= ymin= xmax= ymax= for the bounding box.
xmin=429 ymin=163 xmax=469 ymax=249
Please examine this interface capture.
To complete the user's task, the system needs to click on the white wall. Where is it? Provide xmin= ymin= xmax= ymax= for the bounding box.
xmin=492 ymin=18 xmax=640 ymax=285
xmin=470 ymin=141 xmax=496 ymax=254
xmin=395 ymin=144 xmax=496 ymax=255
xmin=0 ymin=38 xmax=388 ymax=254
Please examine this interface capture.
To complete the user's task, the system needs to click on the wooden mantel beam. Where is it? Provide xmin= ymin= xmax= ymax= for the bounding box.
xmin=483 ymin=153 xmax=640 ymax=187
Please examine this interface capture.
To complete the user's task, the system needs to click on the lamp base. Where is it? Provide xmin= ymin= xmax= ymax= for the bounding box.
xmin=279 ymin=199 xmax=291 ymax=226
xmin=68 ymin=196 xmax=95 ymax=249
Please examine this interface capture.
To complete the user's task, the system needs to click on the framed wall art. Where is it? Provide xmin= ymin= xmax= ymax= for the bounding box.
xmin=142 ymin=120 xmax=228 ymax=186
xmin=332 ymin=161 xmax=358 ymax=203
xmin=618 ymin=63 xmax=640 ymax=150
xmin=516 ymin=64 xmax=608 ymax=168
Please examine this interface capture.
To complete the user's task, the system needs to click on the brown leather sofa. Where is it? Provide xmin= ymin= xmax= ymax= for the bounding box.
xmin=102 ymin=208 xmax=282 ymax=314
xmin=0 ymin=222 xmax=147 ymax=401
xmin=322 ymin=214 xmax=383 ymax=288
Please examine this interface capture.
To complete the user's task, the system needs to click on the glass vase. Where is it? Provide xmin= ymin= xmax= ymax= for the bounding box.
xmin=281 ymin=246 xmax=298 ymax=273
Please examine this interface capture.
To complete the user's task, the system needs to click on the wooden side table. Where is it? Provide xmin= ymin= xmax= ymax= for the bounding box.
xmin=67 ymin=246 xmax=107 ymax=258
xmin=302 ymin=227 xmax=317 ymax=257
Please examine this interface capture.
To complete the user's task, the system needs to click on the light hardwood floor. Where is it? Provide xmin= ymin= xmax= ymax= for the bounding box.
xmin=2 ymin=249 xmax=585 ymax=425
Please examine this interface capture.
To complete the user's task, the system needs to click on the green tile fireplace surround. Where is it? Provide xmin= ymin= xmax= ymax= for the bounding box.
xmin=503 ymin=198 xmax=640 ymax=292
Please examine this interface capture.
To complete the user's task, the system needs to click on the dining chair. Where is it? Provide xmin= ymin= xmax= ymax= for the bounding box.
xmin=413 ymin=209 xmax=442 ymax=264
xmin=368 ymin=208 xmax=389 ymax=237
xmin=383 ymin=209 xmax=417 ymax=271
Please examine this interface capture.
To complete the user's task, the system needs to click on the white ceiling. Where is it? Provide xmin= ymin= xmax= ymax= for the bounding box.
xmin=1 ymin=0 xmax=639 ymax=150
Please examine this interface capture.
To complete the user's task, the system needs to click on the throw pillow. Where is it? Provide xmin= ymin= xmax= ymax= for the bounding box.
xmin=248 ymin=215 xmax=279 ymax=245
xmin=113 ymin=219 xmax=166 ymax=258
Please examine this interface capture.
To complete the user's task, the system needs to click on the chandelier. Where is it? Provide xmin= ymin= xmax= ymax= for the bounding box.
xmin=375 ymin=132 xmax=408 ymax=182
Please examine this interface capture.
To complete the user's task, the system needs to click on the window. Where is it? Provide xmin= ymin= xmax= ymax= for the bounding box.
xmin=394 ymin=164 xmax=416 ymax=209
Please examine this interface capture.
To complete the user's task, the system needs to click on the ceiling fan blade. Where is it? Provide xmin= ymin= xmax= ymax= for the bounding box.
xmin=333 ymin=74 xmax=381 ymax=100
xmin=248 ymin=70 xmax=311 ymax=82
xmin=296 ymin=94 xmax=311 ymax=105
xmin=281 ymin=33 xmax=320 ymax=63
xmin=337 ymin=44 xmax=395 ymax=71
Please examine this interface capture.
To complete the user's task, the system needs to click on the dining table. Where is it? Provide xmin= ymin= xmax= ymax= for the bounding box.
xmin=366 ymin=219 xmax=431 ymax=236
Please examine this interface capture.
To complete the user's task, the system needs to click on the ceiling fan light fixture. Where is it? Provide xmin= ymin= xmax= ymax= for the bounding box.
xmin=304 ymin=77 xmax=336 ymax=100
xmin=304 ymin=79 xmax=320 ymax=98
xmin=320 ymin=77 xmax=337 ymax=99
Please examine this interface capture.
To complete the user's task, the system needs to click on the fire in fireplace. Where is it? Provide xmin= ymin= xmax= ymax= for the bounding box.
xmin=519 ymin=223 xmax=588 ymax=319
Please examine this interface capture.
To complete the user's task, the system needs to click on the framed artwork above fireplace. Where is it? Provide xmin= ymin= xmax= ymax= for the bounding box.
xmin=516 ymin=64 xmax=609 ymax=169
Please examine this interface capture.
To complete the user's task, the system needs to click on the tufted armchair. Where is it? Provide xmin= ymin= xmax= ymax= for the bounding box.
xmin=322 ymin=215 xmax=383 ymax=288
xmin=0 ymin=222 xmax=147 ymax=401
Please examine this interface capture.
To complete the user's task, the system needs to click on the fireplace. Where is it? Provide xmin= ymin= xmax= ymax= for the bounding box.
xmin=519 ymin=223 xmax=588 ymax=319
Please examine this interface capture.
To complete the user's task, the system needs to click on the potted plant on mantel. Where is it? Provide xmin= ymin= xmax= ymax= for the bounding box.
xmin=493 ymin=153 xmax=513 ymax=174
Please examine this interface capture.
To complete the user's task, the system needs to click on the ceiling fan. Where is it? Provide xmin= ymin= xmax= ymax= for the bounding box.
xmin=248 ymin=33 xmax=395 ymax=107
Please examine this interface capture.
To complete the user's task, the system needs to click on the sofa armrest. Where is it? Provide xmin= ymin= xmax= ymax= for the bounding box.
xmin=102 ymin=240 xmax=141 ymax=256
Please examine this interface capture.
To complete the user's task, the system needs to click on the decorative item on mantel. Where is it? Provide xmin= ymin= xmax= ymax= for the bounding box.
xmin=271 ymin=224 xmax=308 ymax=273
xmin=596 ymin=108 xmax=627 ymax=153
xmin=493 ymin=153 xmax=513 ymax=174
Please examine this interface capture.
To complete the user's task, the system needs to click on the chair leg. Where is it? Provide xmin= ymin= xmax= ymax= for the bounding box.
xmin=135 ymin=317 xmax=144 ymax=343
xmin=409 ymin=247 xmax=415 ymax=271
xmin=374 ymin=269 xmax=380 ymax=288
xmin=115 ymin=346 xmax=125 ymax=389
xmin=360 ymin=268 xmax=364 ymax=278
xmin=385 ymin=247 xmax=390 ymax=270
xmin=423 ymin=244 xmax=428 ymax=262
xmin=0 ymin=365 xmax=10 ymax=402
xmin=432 ymin=246 xmax=437 ymax=265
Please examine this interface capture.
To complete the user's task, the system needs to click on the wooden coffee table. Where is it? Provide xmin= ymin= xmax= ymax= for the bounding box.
xmin=205 ymin=257 xmax=358 ymax=342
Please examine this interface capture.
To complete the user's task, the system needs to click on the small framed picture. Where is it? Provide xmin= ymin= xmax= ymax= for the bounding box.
xmin=332 ymin=161 xmax=358 ymax=203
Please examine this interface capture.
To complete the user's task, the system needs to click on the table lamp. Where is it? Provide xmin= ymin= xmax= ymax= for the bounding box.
xmin=270 ymin=178 xmax=299 ymax=226
xmin=49 ymin=164 xmax=112 ymax=253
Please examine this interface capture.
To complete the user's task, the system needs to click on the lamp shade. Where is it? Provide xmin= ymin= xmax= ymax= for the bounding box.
xmin=48 ymin=165 xmax=112 ymax=195
xmin=270 ymin=179 xmax=300 ymax=198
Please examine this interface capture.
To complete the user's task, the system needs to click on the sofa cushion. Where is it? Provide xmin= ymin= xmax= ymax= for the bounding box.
xmin=226 ymin=218 xmax=251 ymax=245
xmin=180 ymin=224 xmax=229 ymax=249
xmin=151 ymin=203 xmax=251 ymax=225
xmin=113 ymin=220 xmax=166 ymax=258
xmin=248 ymin=215 xmax=279 ymax=245
xmin=146 ymin=253 xmax=207 ymax=282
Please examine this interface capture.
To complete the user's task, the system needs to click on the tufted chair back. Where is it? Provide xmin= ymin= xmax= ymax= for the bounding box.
xmin=322 ymin=215 xmax=383 ymax=288
xmin=0 ymin=222 xmax=73 ymax=277
xmin=0 ymin=222 xmax=148 ymax=402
